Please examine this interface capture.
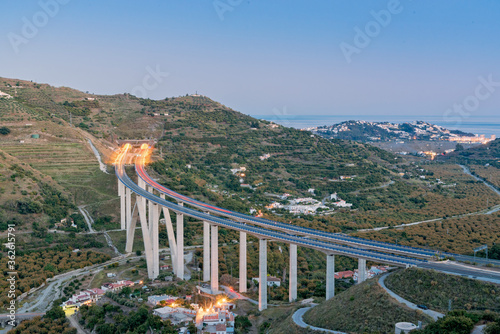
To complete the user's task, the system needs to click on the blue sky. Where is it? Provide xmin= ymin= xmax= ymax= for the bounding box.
xmin=1 ymin=0 xmax=499 ymax=122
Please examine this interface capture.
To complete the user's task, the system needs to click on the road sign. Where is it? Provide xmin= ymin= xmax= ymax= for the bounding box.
xmin=474 ymin=245 xmax=488 ymax=252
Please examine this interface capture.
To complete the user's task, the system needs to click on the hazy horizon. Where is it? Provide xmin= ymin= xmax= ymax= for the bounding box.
xmin=1 ymin=1 xmax=499 ymax=122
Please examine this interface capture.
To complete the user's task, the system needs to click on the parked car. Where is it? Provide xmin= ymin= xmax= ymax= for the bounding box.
xmin=417 ymin=304 xmax=428 ymax=310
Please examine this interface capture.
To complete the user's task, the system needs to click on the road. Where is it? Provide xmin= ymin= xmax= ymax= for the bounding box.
xmin=79 ymin=206 xmax=122 ymax=256
xmin=123 ymin=145 xmax=500 ymax=278
xmin=292 ymin=306 xmax=346 ymax=333
xmin=460 ymin=164 xmax=500 ymax=197
xmin=378 ymin=273 xmax=444 ymax=321
xmin=68 ymin=314 xmax=87 ymax=334
xmin=134 ymin=148 xmax=446 ymax=260
xmin=359 ymin=164 xmax=500 ymax=233
xmin=15 ymin=254 xmax=129 ymax=314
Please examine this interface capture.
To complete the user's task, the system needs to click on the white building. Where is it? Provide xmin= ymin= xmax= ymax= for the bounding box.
xmin=252 ymin=276 xmax=281 ymax=287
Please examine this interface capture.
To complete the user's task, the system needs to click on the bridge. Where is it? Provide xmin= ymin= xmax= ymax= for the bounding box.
xmin=115 ymin=144 xmax=500 ymax=311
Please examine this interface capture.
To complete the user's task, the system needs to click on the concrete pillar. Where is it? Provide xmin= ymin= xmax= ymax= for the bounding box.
xmin=239 ymin=231 xmax=247 ymax=293
xmin=326 ymin=254 xmax=335 ymax=300
xmin=119 ymin=181 xmax=126 ymax=230
xmin=259 ymin=238 xmax=267 ymax=311
xmin=125 ymin=202 xmax=137 ymax=253
xmin=176 ymin=205 xmax=184 ymax=280
xmin=137 ymin=196 xmax=155 ymax=279
xmin=358 ymin=258 xmax=367 ymax=284
xmin=289 ymin=243 xmax=297 ymax=302
xmin=161 ymin=205 xmax=177 ymax=275
xmin=211 ymin=224 xmax=218 ymax=293
xmin=125 ymin=188 xmax=131 ymax=231
xmin=203 ymin=221 xmax=211 ymax=282
xmin=151 ymin=203 xmax=160 ymax=278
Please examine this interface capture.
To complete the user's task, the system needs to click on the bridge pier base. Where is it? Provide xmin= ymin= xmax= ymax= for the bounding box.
xmin=239 ymin=231 xmax=247 ymax=293
xmin=203 ymin=221 xmax=211 ymax=282
xmin=211 ymin=224 xmax=219 ymax=294
xmin=289 ymin=243 xmax=297 ymax=302
xmin=358 ymin=258 xmax=367 ymax=284
xmin=326 ymin=254 xmax=335 ymax=300
xmin=259 ymin=238 xmax=267 ymax=311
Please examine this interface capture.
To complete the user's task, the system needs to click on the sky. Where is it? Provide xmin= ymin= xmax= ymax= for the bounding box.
xmin=1 ymin=0 xmax=499 ymax=125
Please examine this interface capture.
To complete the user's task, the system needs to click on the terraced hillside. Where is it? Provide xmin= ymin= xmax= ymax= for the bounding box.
xmin=0 ymin=142 xmax=116 ymax=206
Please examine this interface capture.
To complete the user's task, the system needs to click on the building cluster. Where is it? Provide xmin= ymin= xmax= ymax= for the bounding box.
xmin=266 ymin=197 xmax=328 ymax=215
xmin=265 ymin=193 xmax=353 ymax=215
xmin=54 ymin=217 xmax=77 ymax=229
xmin=335 ymin=266 xmax=388 ymax=281
xmin=448 ymin=134 xmax=496 ymax=144
xmin=101 ymin=280 xmax=135 ymax=292
xmin=308 ymin=120 xmax=496 ymax=145
xmin=151 ymin=297 xmax=237 ymax=333
xmin=62 ymin=288 xmax=105 ymax=310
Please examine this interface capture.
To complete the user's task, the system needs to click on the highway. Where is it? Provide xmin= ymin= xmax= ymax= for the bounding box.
xmin=116 ymin=145 xmax=500 ymax=282
xmin=134 ymin=150 xmax=439 ymax=260
xmin=116 ymin=145 xmax=422 ymax=267
xmin=135 ymin=149 xmax=500 ymax=267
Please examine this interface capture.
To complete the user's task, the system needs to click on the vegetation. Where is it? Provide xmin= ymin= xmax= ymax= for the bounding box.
xmin=385 ymin=268 xmax=500 ymax=313
xmin=413 ymin=310 xmax=495 ymax=334
xmin=79 ymin=303 xmax=177 ymax=334
xmin=303 ymin=279 xmax=431 ymax=333
xmin=8 ymin=305 xmax=75 ymax=334
xmin=357 ymin=213 xmax=500 ymax=255
xmin=0 ymin=126 xmax=10 ymax=135
xmin=0 ymin=245 xmax=110 ymax=307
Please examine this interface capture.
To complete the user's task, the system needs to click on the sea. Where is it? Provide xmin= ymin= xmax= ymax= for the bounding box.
xmin=254 ymin=115 xmax=500 ymax=138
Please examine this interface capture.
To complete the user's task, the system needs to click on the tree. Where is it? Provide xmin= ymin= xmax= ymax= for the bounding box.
xmin=0 ymin=127 xmax=10 ymax=135
xmin=45 ymin=305 xmax=65 ymax=320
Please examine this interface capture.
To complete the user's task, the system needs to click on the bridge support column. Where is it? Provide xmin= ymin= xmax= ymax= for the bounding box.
xmin=358 ymin=258 xmax=367 ymax=284
xmin=326 ymin=254 xmax=335 ymax=300
xmin=176 ymin=203 xmax=184 ymax=280
xmin=151 ymin=203 xmax=160 ymax=278
xmin=119 ymin=181 xmax=126 ymax=230
xmin=161 ymin=202 xmax=177 ymax=275
xmin=125 ymin=187 xmax=132 ymax=232
xmin=259 ymin=238 xmax=267 ymax=311
xmin=125 ymin=202 xmax=137 ymax=253
xmin=203 ymin=221 xmax=211 ymax=282
xmin=211 ymin=224 xmax=219 ymax=294
xmin=239 ymin=231 xmax=247 ymax=293
xmin=289 ymin=243 xmax=297 ymax=302
xmin=137 ymin=195 xmax=155 ymax=279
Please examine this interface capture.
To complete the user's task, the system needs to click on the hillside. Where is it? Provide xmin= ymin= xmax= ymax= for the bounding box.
xmin=308 ymin=120 xmax=474 ymax=142
xmin=385 ymin=268 xmax=500 ymax=313
xmin=2 ymin=76 xmax=499 ymax=233
xmin=303 ymin=278 xmax=432 ymax=333
xmin=0 ymin=149 xmax=75 ymax=231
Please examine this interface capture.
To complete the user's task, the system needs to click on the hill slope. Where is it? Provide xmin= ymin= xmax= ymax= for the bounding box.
xmin=385 ymin=268 xmax=500 ymax=313
xmin=303 ymin=278 xmax=432 ymax=333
